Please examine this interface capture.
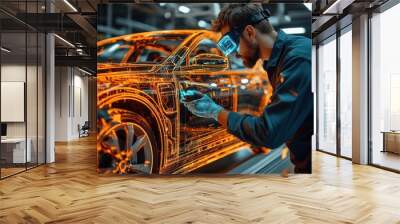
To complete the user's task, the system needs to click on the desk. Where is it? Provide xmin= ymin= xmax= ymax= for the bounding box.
xmin=1 ymin=138 xmax=31 ymax=163
xmin=382 ymin=131 xmax=400 ymax=154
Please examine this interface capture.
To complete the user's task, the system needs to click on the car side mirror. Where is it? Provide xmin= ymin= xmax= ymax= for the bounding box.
xmin=191 ymin=53 xmax=229 ymax=71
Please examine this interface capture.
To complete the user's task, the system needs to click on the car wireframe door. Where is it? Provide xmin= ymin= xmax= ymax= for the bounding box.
xmin=97 ymin=35 xmax=185 ymax=174
xmin=175 ymin=38 xmax=235 ymax=158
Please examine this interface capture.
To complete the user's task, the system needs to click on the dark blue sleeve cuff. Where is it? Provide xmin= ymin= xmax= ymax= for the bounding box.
xmin=227 ymin=111 xmax=243 ymax=136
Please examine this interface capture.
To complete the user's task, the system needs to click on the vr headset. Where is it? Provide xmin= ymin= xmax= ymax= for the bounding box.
xmin=217 ymin=9 xmax=271 ymax=56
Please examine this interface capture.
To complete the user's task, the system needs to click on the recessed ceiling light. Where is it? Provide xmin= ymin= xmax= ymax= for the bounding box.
xmin=1 ymin=47 xmax=11 ymax=53
xmin=63 ymin=0 xmax=78 ymax=12
xmin=282 ymin=27 xmax=306 ymax=34
xmin=303 ymin=3 xmax=312 ymax=11
xmin=78 ymin=67 xmax=92 ymax=76
xmin=323 ymin=0 xmax=344 ymax=14
xmin=164 ymin=12 xmax=171 ymax=19
xmin=198 ymin=20 xmax=208 ymax=28
xmin=178 ymin=6 xmax=190 ymax=14
xmin=54 ymin=34 xmax=75 ymax=48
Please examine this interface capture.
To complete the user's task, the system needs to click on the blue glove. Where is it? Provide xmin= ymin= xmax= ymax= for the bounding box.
xmin=181 ymin=90 xmax=223 ymax=121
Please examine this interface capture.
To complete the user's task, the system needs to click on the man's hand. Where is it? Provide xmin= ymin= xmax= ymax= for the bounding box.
xmin=180 ymin=90 xmax=223 ymax=121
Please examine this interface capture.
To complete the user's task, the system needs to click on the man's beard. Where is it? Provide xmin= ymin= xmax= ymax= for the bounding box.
xmin=243 ymin=41 xmax=260 ymax=68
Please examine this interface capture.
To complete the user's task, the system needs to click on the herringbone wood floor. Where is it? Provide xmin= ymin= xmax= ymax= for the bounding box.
xmin=1 ymin=136 xmax=400 ymax=224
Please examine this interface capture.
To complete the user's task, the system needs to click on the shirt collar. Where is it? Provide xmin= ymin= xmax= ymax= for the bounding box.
xmin=264 ymin=30 xmax=287 ymax=70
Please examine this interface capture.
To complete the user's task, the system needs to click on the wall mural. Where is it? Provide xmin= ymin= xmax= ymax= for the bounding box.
xmin=97 ymin=3 xmax=312 ymax=175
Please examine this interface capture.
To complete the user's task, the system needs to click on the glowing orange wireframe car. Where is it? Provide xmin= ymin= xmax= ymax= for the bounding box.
xmin=97 ymin=30 xmax=271 ymax=174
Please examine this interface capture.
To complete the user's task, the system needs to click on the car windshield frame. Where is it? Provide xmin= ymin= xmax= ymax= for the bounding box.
xmin=98 ymin=34 xmax=189 ymax=64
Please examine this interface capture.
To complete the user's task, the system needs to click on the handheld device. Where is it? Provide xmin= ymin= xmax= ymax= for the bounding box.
xmin=179 ymin=81 xmax=219 ymax=102
xmin=181 ymin=90 xmax=204 ymax=102
xmin=217 ymin=9 xmax=271 ymax=56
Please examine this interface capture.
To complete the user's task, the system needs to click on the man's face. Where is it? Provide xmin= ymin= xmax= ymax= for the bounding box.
xmin=221 ymin=25 xmax=260 ymax=68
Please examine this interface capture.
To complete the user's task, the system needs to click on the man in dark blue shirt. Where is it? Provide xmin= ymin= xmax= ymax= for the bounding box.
xmin=182 ymin=4 xmax=313 ymax=173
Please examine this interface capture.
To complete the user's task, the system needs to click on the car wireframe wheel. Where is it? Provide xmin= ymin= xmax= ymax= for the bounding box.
xmin=129 ymin=122 xmax=154 ymax=174
xmin=98 ymin=109 xmax=159 ymax=174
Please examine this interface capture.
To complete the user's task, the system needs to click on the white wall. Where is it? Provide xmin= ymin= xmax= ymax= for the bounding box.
xmin=0 ymin=65 xmax=40 ymax=138
xmin=72 ymin=73 xmax=89 ymax=138
xmin=1 ymin=63 xmax=46 ymax=163
xmin=55 ymin=66 xmax=69 ymax=141
xmin=1 ymin=65 xmax=26 ymax=139
xmin=54 ymin=67 xmax=89 ymax=141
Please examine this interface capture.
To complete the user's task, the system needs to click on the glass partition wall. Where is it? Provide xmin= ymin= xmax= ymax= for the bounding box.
xmin=316 ymin=0 xmax=400 ymax=172
xmin=316 ymin=25 xmax=353 ymax=159
xmin=339 ymin=26 xmax=352 ymax=159
xmin=317 ymin=35 xmax=337 ymax=155
xmin=370 ymin=2 xmax=400 ymax=172
xmin=0 ymin=1 xmax=46 ymax=179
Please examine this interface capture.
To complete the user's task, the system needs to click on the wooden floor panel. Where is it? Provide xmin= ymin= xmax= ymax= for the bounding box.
xmin=0 ymin=136 xmax=400 ymax=223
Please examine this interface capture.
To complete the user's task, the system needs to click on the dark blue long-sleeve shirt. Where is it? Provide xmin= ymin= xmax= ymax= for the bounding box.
xmin=227 ymin=31 xmax=313 ymax=172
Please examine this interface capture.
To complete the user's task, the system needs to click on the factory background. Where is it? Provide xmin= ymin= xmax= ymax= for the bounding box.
xmin=96 ymin=3 xmax=312 ymax=175
xmin=97 ymin=3 xmax=311 ymax=40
